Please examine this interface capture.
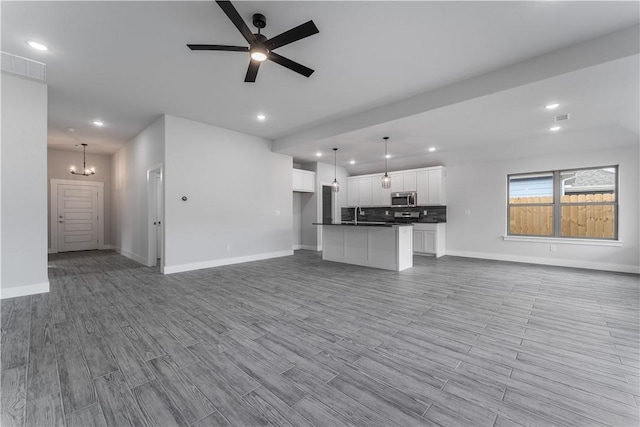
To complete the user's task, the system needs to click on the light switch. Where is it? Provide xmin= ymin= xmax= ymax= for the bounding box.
xmin=275 ymin=210 xmax=280 ymax=216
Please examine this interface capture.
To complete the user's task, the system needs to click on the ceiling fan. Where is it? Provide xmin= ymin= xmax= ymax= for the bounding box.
xmin=188 ymin=0 xmax=319 ymax=82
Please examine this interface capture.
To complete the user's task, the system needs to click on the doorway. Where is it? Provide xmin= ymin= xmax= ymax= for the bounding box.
xmin=322 ymin=185 xmax=333 ymax=224
xmin=50 ymin=179 xmax=104 ymax=253
xmin=317 ymin=183 xmax=338 ymax=250
xmin=147 ymin=164 xmax=164 ymax=269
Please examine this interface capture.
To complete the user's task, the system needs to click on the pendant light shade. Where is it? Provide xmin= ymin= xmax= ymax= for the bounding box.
xmin=381 ymin=137 xmax=391 ymax=189
xmin=69 ymin=143 xmax=96 ymax=176
xmin=332 ymin=148 xmax=340 ymax=193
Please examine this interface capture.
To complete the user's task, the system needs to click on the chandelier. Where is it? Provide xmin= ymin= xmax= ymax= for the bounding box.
xmin=69 ymin=143 xmax=96 ymax=176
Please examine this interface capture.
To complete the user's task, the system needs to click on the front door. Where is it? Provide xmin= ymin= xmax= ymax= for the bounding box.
xmin=57 ymin=184 xmax=98 ymax=252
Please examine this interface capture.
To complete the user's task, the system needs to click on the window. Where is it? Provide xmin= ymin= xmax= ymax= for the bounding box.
xmin=508 ymin=166 xmax=617 ymax=239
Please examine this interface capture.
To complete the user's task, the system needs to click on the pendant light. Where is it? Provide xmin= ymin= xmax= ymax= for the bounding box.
xmin=381 ymin=136 xmax=391 ymax=189
xmin=331 ymin=148 xmax=340 ymax=192
xmin=69 ymin=143 xmax=96 ymax=176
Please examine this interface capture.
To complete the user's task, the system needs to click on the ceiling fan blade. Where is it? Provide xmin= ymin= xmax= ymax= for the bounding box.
xmin=268 ymin=52 xmax=314 ymax=78
xmin=265 ymin=20 xmax=319 ymax=50
xmin=187 ymin=44 xmax=249 ymax=52
xmin=245 ymin=60 xmax=261 ymax=82
xmin=215 ymin=1 xmax=257 ymax=45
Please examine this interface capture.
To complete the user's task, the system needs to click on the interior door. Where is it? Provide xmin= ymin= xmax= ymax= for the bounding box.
xmin=57 ymin=184 xmax=98 ymax=252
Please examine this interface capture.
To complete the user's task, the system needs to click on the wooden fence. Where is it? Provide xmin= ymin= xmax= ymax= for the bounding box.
xmin=509 ymin=194 xmax=615 ymax=238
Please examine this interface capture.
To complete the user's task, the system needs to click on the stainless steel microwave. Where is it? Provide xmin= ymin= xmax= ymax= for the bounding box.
xmin=391 ymin=192 xmax=417 ymax=207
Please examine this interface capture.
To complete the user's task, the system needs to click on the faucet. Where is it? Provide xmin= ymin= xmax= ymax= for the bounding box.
xmin=354 ymin=206 xmax=360 ymax=225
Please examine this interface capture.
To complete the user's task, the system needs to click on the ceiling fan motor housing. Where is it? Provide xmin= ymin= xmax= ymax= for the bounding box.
xmin=253 ymin=13 xmax=266 ymax=29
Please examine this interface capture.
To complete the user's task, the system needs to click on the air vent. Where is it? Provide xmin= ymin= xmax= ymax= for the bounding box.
xmin=554 ymin=113 xmax=570 ymax=122
xmin=1 ymin=52 xmax=46 ymax=81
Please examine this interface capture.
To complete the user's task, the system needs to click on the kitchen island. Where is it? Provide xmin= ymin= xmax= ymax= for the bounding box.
xmin=314 ymin=222 xmax=413 ymax=271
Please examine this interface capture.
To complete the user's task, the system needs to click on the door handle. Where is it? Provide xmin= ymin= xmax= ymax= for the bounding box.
xmin=59 ymin=220 xmax=65 ymax=223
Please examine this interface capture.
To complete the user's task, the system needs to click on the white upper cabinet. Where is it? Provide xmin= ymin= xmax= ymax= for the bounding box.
xmin=416 ymin=171 xmax=429 ymax=205
xmin=390 ymin=172 xmax=404 ymax=193
xmin=402 ymin=172 xmax=417 ymax=192
xmin=358 ymin=176 xmax=373 ymax=206
xmin=292 ymin=169 xmax=315 ymax=192
xmin=347 ymin=166 xmax=445 ymax=206
xmin=347 ymin=177 xmax=359 ymax=206
xmin=372 ymin=175 xmax=392 ymax=206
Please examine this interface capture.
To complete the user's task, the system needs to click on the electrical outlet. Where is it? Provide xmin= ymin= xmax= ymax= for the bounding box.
xmin=423 ymin=210 xmax=428 ymax=215
xmin=274 ymin=210 xmax=280 ymax=216
xmin=465 ymin=209 xmax=472 ymax=215
xmin=385 ymin=211 xmax=389 ymax=215
xmin=550 ymin=244 xmax=556 ymax=252
xmin=226 ymin=245 xmax=231 ymax=252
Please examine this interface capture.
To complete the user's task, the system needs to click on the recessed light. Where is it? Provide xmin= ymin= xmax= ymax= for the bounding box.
xmin=67 ymin=127 xmax=76 ymax=132
xmin=385 ymin=154 xmax=391 ymax=159
xmin=349 ymin=160 xmax=355 ymax=165
xmin=316 ymin=152 xmax=322 ymax=157
xmin=428 ymin=147 xmax=436 ymax=152
xmin=256 ymin=114 xmax=266 ymax=121
xmin=550 ymin=126 xmax=561 ymax=131
xmin=545 ymin=103 xmax=560 ymax=110
xmin=26 ymin=40 xmax=48 ymax=51
xmin=92 ymin=120 xmax=104 ymax=127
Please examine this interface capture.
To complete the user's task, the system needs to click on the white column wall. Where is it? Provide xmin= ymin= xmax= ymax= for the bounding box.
xmin=1 ymin=72 xmax=49 ymax=298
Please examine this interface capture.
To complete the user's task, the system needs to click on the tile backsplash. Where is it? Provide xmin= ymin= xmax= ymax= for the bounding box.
xmin=341 ymin=205 xmax=446 ymax=223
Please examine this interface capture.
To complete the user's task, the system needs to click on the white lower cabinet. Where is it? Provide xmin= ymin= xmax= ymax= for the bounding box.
xmin=413 ymin=223 xmax=445 ymax=258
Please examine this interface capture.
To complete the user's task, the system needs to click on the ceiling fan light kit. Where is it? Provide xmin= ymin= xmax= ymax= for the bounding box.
xmin=188 ymin=0 xmax=319 ymax=82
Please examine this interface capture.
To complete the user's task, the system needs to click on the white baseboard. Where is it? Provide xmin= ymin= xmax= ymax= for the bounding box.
xmin=293 ymin=244 xmax=302 ymax=250
xmin=445 ymin=250 xmax=640 ymax=274
xmin=49 ymin=245 xmax=112 ymax=254
xmin=300 ymin=245 xmax=320 ymax=251
xmin=1 ymin=282 xmax=50 ymax=299
xmin=115 ymin=248 xmax=148 ymax=266
xmin=163 ymin=250 xmax=294 ymax=274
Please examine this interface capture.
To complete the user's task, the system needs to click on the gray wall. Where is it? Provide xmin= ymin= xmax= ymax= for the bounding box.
xmin=163 ymin=114 xmax=294 ymax=272
xmin=1 ymin=72 xmax=48 ymax=297
xmin=47 ymin=148 xmax=114 ymax=248
xmin=446 ymin=143 xmax=639 ymax=273
xmin=112 ymin=115 xmax=165 ymax=264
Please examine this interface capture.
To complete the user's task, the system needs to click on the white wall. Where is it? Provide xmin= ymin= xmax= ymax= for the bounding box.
xmin=446 ymin=143 xmax=639 ymax=273
xmin=47 ymin=148 xmax=113 ymax=248
xmin=112 ymin=115 xmax=165 ymax=264
xmin=1 ymin=72 xmax=49 ymax=298
xmin=163 ymin=115 xmax=293 ymax=273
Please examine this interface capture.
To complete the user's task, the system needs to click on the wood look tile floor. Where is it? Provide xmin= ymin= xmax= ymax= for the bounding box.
xmin=1 ymin=250 xmax=639 ymax=426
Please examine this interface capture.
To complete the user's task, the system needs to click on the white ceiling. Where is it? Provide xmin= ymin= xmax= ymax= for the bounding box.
xmin=2 ymin=1 xmax=639 ymax=171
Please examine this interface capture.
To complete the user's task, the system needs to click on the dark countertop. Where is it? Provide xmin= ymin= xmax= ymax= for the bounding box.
xmin=313 ymin=222 xmax=413 ymax=228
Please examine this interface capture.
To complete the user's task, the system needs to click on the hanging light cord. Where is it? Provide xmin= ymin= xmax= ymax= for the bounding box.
xmin=384 ymin=137 xmax=389 ymax=174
